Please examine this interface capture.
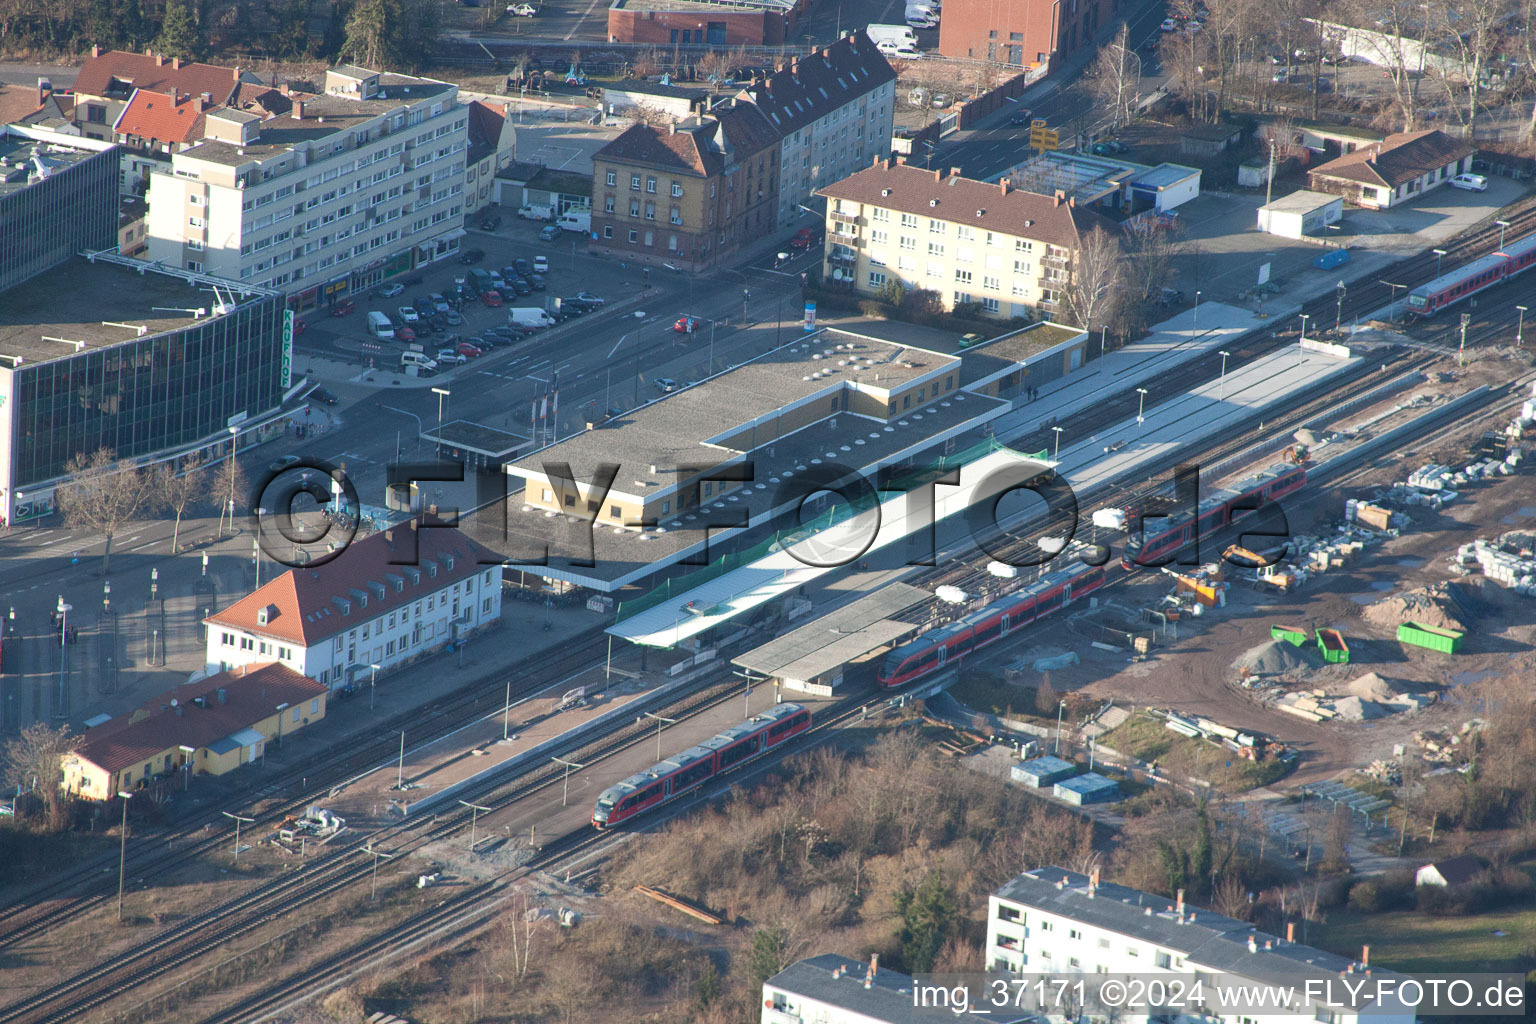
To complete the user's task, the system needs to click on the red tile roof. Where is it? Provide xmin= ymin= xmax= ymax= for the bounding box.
xmin=205 ymin=517 xmax=502 ymax=646
xmin=72 ymin=663 xmax=326 ymax=775
xmin=74 ymin=50 xmax=240 ymax=107
xmin=0 ymin=82 xmax=45 ymax=125
xmin=466 ymin=99 xmax=508 ymax=164
xmin=114 ymin=89 xmax=207 ymax=145
xmin=818 ymin=160 xmax=1116 ymax=250
xmin=738 ymin=30 xmax=896 ymax=137
xmin=1309 ymin=129 xmax=1473 ymax=189
xmin=597 ymin=101 xmax=780 ymax=178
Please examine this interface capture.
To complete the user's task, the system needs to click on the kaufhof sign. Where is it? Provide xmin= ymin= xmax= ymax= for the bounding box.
xmin=281 ymin=310 xmax=294 ymax=388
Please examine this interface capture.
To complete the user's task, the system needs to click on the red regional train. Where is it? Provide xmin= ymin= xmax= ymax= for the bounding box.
xmin=1120 ymin=461 xmax=1305 ymax=570
xmin=1406 ymin=231 xmax=1536 ymax=316
xmin=591 ymin=703 xmax=811 ymax=828
xmin=877 ymin=560 xmax=1108 ymax=688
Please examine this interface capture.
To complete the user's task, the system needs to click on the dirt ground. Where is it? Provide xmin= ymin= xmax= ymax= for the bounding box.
xmin=973 ymin=352 xmax=1536 ymax=790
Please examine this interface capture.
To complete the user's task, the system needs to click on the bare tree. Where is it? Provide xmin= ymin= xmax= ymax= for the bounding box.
xmin=630 ymin=47 xmax=662 ymax=79
xmin=154 ymin=455 xmax=205 ymax=555
xmin=695 ymin=49 xmax=734 ymax=89
xmin=1089 ymin=23 xmax=1144 ymax=129
xmin=619 ymin=101 xmax=675 ymax=128
xmin=3 ymin=722 xmax=77 ymax=830
xmin=1063 ymin=226 xmax=1125 ymax=332
xmin=212 ymin=453 xmax=248 ymax=539
xmin=57 ymin=448 xmax=153 ymax=576
xmin=1423 ymin=0 xmax=1512 ymax=137
xmin=1118 ymin=217 xmax=1181 ymax=337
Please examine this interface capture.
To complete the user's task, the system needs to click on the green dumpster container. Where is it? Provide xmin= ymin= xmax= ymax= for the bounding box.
xmin=1316 ymin=628 xmax=1350 ymax=664
xmin=1271 ymin=624 xmax=1308 ymax=647
xmin=1397 ymin=621 xmax=1463 ymax=654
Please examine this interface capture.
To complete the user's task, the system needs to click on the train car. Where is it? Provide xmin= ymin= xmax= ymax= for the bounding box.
xmin=1406 ymin=231 xmax=1536 ymax=316
xmin=1121 ymin=461 xmax=1304 ymax=570
xmin=591 ymin=702 xmax=811 ymax=829
xmin=877 ymin=561 xmax=1107 ymax=688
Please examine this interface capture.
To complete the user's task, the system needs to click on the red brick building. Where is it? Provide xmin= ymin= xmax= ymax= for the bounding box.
xmin=937 ymin=0 xmax=1119 ymax=68
xmin=607 ymin=0 xmax=799 ymax=47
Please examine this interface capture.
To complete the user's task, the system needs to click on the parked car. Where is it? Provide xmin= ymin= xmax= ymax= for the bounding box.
xmin=1448 ymin=172 xmax=1489 ymax=192
xmin=513 ymin=258 xmax=532 ymax=277
xmin=437 ymin=349 xmax=467 ymax=365
xmin=539 ymin=224 xmax=561 ymax=241
xmin=444 ymin=309 xmax=463 ymax=325
xmin=654 ymin=377 xmax=679 ymax=392
xmin=573 ymin=291 xmax=605 ymax=306
xmin=292 ymin=317 xmax=307 ymax=335
xmin=1158 ymin=287 xmax=1186 ymax=307
xmin=414 ymin=297 xmax=435 ymax=317
xmin=456 ymin=341 xmax=484 ymax=358
xmin=330 ymin=298 xmax=356 ymax=316
xmin=430 ymin=293 xmax=450 ymax=313
xmin=528 ymin=273 xmax=547 ymax=290
xmin=674 ymin=315 xmax=700 ymax=333
xmin=1009 ymin=106 xmax=1034 ymax=125
xmin=508 ymin=2 xmax=536 ymax=14
xmin=397 ymin=325 xmax=417 ymax=343
xmin=1160 ymin=17 xmax=1178 ymax=30
xmin=459 ymin=248 xmax=485 ymax=264
xmin=533 ymin=255 xmax=549 ymax=273
xmin=482 ymin=290 xmax=504 ymax=307
xmin=789 ymin=227 xmax=816 ymax=250
xmin=374 ymin=283 xmax=405 ymax=299
xmin=509 ymin=278 xmax=532 ymax=296
xmin=310 ymin=386 xmax=339 ymax=405
xmin=1272 ymin=67 xmax=1291 ymax=83
xmin=397 ymin=305 xmax=420 ymax=323
xmin=480 ymin=213 xmax=502 ymax=231
xmin=269 ymin=454 xmax=302 ymax=473
xmin=1090 ymin=139 xmax=1128 ymax=156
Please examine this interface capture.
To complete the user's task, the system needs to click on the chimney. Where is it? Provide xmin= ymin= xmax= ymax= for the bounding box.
xmin=1090 ymin=868 xmax=1100 ymax=889
xmin=156 ymin=53 xmax=167 ymax=66
xmin=217 ymin=687 xmax=228 ymax=703
xmin=951 ymin=166 xmax=962 ymax=178
xmin=870 ymin=953 xmax=878 ymax=977
xmin=1068 ymin=196 xmax=1076 ymax=208
xmin=1286 ymin=922 xmax=1294 ymax=944
xmin=172 ymin=57 xmax=181 ymax=70
xmin=1361 ymin=946 xmax=1369 ymax=967
xmin=1175 ymin=889 xmax=1185 ymax=916
xmin=1053 ymin=190 xmax=1064 ymax=207
xmin=669 ymin=120 xmax=676 ymax=134
xmin=1000 ymin=179 xmax=1011 ymax=195
xmin=200 ymin=91 xmax=211 ymax=110
xmin=933 ymin=167 xmax=942 ymax=181
xmin=292 ymin=100 xmax=305 ymax=120
xmin=281 ymin=82 xmax=291 ymax=96
xmin=92 ymin=45 xmax=101 ymax=58
xmin=1247 ymin=936 xmax=1258 ymax=953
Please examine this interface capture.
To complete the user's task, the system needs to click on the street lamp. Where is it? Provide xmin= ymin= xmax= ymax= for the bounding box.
xmin=1459 ymin=312 xmax=1471 ymax=366
xmin=1516 ymin=305 xmax=1528 ymax=347
xmin=742 ymin=287 xmax=750 ymax=323
xmin=1497 ymin=219 xmax=1511 ymax=249
xmin=1380 ymin=281 xmax=1407 ymax=323
xmin=551 ymin=755 xmax=586 ymax=807
xmin=1193 ymin=290 xmax=1201 ymax=331
xmin=252 ymin=537 xmax=261 ymax=588
xmin=1218 ymin=349 xmax=1231 ymax=398
xmin=1299 ymin=312 xmax=1310 ymax=342
xmin=459 ymin=800 xmax=491 ymax=852
xmin=642 ymin=711 xmax=677 ymax=760
xmin=1051 ymin=426 xmax=1064 ymax=462
xmin=363 ymin=844 xmax=396 ymax=900
xmin=275 ymin=702 xmax=289 ymax=749
xmin=56 ymin=596 xmax=71 ymax=717
xmin=179 ymin=745 xmax=195 ymax=791
xmin=1432 ymin=248 xmax=1447 ymax=277
xmin=431 ymin=387 xmax=451 ymax=455
xmin=223 ymin=426 xmax=239 ymax=536
xmin=116 ymin=792 xmax=132 ymax=920
xmin=369 ymin=663 xmax=381 ymax=710
xmin=1135 ymin=387 xmax=1149 ymax=424
xmin=1054 ymin=699 xmax=1066 ymax=754
xmin=1335 ymin=280 xmax=1346 ymax=336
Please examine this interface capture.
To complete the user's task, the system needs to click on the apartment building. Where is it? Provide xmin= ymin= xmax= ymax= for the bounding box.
xmin=817 ymin=159 xmax=1113 ymax=320
xmin=763 ymin=953 xmax=1035 ymax=1024
xmin=463 ymin=99 xmax=517 ymax=216
xmin=735 ymin=31 xmax=896 ymax=228
xmin=203 ymin=517 xmax=502 ymax=690
xmin=147 ymin=65 xmax=469 ymax=312
xmin=591 ymin=98 xmax=780 ymax=272
xmin=938 ymin=0 xmax=1119 ymax=68
xmin=988 ymin=867 xmax=1415 ymax=1024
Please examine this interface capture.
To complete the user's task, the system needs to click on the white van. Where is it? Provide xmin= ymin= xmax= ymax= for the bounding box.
xmin=867 ymin=23 xmax=917 ymax=47
xmin=367 ymin=311 xmax=394 ymax=339
xmin=905 ymin=11 xmax=938 ymax=27
xmin=905 ymin=3 xmax=939 ymax=19
xmin=556 ymin=208 xmax=591 ymax=233
xmin=877 ymin=39 xmax=922 ymax=57
xmin=400 ymin=350 xmax=438 ymax=372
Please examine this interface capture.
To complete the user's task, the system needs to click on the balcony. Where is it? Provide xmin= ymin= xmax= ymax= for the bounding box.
xmin=830 ymin=211 xmax=859 ymax=226
xmin=762 ymin=1007 xmax=801 ymax=1024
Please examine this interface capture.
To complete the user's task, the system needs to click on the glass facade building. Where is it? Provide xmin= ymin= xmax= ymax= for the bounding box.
xmin=0 ymin=126 xmax=118 ymax=294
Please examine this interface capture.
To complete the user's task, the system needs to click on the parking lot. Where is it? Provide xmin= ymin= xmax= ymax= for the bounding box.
xmin=294 ymin=212 xmax=651 ymax=375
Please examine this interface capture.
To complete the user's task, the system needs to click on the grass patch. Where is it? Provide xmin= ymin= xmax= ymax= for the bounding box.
xmin=1096 ymin=714 xmax=1290 ymax=793
xmin=1317 ymin=905 xmax=1536 ymax=973
xmin=947 ymin=669 xmax=1042 ymax=720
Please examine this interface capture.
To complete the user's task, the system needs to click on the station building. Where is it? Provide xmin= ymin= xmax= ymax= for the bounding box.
xmin=61 ymin=662 xmax=329 ymax=799
xmin=493 ymin=322 xmax=1088 ymax=595
xmin=203 ymin=517 xmax=503 ymax=691
xmin=0 ymin=123 xmax=291 ymax=525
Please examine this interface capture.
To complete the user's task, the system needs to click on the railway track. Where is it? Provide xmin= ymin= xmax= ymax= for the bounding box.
xmin=8 ymin=670 xmax=751 ymax=1024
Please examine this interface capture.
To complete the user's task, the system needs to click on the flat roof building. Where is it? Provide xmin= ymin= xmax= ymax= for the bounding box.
xmin=1011 ymin=754 xmax=1076 ymax=787
xmin=60 ymin=662 xmax=329 ymax=800
xmin=0 ymin=249 xmax=287 ymax=525
xmin=1257 ymin=189 xmax=1344 ymax=239
xmin=764 ymin=953 xmax=1035 ymax=1024
xmin=1052 ymin=770 xmax=1119 ymax=804
xmin=0 ymin=124 xmax=119 ymax=294
xmin=147 ymin=66 xmax=471 ymax=311
xmin=988 ymin=868 xmax=1415 ymax=1024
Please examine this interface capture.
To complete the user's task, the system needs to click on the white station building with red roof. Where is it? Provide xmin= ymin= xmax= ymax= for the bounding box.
xmin=203 ymin=517 xmax=503 ymax=690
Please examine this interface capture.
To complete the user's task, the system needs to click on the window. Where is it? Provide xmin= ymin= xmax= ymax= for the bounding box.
xmin=671 ymin=182 xmax=683 ymax=196
xmin=928 ymin=242 xmax=944 ymax=256
xmin=292 ymin=707 xmax=301 ymax=723
xmin=872 ymin=208 xmax=889 ymax=222
xmin=997 ymin=905 xmax=1021 ymax=922
xmin=1016 ymin=239 xmax=1034 ymax=252
xmin=1014 ymin=260 xmax=1032 ymax=274
xmin=604 ymin=197 xmax=615 ymax=213
xmin=1069 ymin=929 xmax=1082 ymax=940
xmin=603 ymin=225 xmax=613 ymax=238
xmin=957 ymin=246 xmax=975 ymax=263
xmin=629 ymin=199 xmax=640 ymax=217
xmin=957 ymin=225 xmax=974 ymax=241
xmin=311 ymin=698 xmax=320 ymax=714
xmin=1154 ymin=951 xmax=1171 ymax=969
xmin=646 ymin=177 xmax=657 ymax=193
xmin=983 ymin=297 xmax=1000 ymax=312
xmin=983 ymin=275 xmax=1000 ymax=291
xmin=631 ymin=174 xmax=641 ymax=190
xmin=955 ymin=269 xmax=972 ymax=284
xmin=929 ymin=218 xmax=944 ymax=233
xmin=606 ymin=170 xmax=616 ymax=186
xmin=899 ymin=235 xmax=916 ymax=251
xmin=645 ymin=202 xmax=655 ymax=220
xmin=900 ymin=213 xmax=918 ymax=228
xmin=628 ymin=229 xmax=638 ymax=242
xmin=869 ymin=270 xmax=887 ymax=287
xmin=870 ymin=229 xmax=888 ymax=244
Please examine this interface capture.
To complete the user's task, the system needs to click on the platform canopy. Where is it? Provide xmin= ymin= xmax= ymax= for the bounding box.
xmin=733 ymin=583 xmax=930 ymax=684
xmin=607 ymin=448 xmax=1052 ymax=648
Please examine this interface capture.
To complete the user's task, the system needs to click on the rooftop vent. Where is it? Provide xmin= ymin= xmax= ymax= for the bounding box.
xmin=929 ymin=198 xmax=938 ymax=207
xmin=880 ymin=188 xmax=890 ymax=196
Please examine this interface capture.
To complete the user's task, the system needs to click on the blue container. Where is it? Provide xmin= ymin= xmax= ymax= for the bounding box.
xmin=1313 ymin=248 xmax=1350 ymax=271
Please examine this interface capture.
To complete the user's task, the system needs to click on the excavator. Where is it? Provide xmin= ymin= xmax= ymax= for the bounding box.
xmin=1224 ymin=544 xmax=1302 ymax=589
xmin=1282 ymin=442 xmax=1311 ymax=465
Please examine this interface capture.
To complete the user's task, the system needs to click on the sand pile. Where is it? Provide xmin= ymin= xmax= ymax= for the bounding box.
xmin=1235 ymin=640 xmax=1320 ymax=677
xmin=1333 ymin=695 xmax=1389 ymax=721
xmin=1345 ymin=672 xmax=1398 ymax=702
xmin=1362 ymin=584 xmax=1468 ymax=632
